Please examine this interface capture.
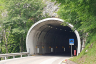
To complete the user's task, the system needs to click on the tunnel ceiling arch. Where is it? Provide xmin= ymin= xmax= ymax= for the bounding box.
xmin=26 ymin=18 xmax=81 ymax=56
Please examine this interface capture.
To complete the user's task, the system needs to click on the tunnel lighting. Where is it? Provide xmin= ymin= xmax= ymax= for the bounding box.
xmin=49 ymin=46 xmax=51 ymax=48
xmin=65 ymin=30 xmax=66 ymax=31
xmin=42 ymin=46 xmax=44 ymax=48
xmin=56 ymin=46 xmax=58 ymax=48
xmin=62 ymin=46 xmax=64 ymax=48
xmin=56 ymin=28 xmax=57 ymax=29
xmin=60 ymin=29 xmax=62 ymax=30
xmin=69 ymin=46 xmax=70 ymax=48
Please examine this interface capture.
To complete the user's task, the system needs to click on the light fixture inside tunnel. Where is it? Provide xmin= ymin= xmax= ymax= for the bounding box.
xmin=62 ymin=46 xmax=64 ymax=48
xmin=60 ymin=29 xmax=62 ymax=30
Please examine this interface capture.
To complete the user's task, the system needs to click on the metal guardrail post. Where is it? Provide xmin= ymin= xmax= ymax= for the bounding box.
xmin=5 ymin=57 xmax=7 ymax=60
xmin=13 ymin=55 xmax=15 ymax=58
xmin=21 ymin=54 xmax=22 ymax=57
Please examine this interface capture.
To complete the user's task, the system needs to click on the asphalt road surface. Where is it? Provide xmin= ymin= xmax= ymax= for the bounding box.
xmin=0 ymin=54 xmax=70 ymax=64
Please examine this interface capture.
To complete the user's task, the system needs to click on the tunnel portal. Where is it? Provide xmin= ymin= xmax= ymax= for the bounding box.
xmin=26 ymin=18 xmax=81 ymax=56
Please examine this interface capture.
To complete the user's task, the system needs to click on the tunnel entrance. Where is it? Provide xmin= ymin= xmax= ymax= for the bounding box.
xmin=26 ymin=18 xmax=81 ymax=56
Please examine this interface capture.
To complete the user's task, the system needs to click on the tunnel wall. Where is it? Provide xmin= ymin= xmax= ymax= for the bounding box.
xmin=26 ymin=18 xmax=81 ymax=56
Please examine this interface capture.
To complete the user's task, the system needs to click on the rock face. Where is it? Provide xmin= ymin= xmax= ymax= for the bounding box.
xmin=43 ymin=0 xmax=60 ymax=17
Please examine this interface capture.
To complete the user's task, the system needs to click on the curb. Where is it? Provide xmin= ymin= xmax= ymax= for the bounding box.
xmin=59 ymin=58 xmax=70 ymax=64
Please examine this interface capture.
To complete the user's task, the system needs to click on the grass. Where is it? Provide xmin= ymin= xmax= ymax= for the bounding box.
xmin=70 ymin=42 xmax=96 ymax=64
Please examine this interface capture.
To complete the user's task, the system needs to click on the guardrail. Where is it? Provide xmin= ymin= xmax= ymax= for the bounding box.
xmin=0 ymin=52 xmax=29 ymax=60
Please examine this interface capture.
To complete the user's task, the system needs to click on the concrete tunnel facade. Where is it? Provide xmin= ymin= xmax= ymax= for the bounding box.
xmin=26 ymin=18 xmax=81 ymax=56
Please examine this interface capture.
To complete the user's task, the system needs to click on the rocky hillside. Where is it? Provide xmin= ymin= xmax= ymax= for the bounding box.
xmin=43 ymin=0 xmax=59 ymax=17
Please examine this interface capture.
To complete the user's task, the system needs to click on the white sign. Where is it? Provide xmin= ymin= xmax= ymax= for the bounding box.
xmin=37 ymin=48 xmax=39 ymax=53
xmin=51 ymin=48 xmax=53 ymax=52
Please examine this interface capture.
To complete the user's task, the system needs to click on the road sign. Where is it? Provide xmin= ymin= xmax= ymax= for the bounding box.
xmin=69 ymin=39 xmax=74 ymax=57
xmin=69 ymin=39 xmax=74 ymax=45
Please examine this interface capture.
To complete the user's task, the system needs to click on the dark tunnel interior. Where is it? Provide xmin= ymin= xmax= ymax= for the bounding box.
xmin=32 ymin=20 xmax=78 ymax=56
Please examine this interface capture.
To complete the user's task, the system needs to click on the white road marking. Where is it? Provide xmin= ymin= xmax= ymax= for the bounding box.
xmin=40 ymin=57 xmax=60 ymax=64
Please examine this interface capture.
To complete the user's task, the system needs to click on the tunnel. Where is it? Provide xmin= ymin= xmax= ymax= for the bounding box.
xmin=26 ymin=18 xmax=81 ymax=56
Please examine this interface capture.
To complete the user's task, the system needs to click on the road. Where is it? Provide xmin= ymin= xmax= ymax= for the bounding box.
xmin=0 ymin=54 xmax=70 ymax=64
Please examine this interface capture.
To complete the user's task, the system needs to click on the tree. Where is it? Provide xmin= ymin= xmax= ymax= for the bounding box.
xmin=1 ymin=0 xmax=47 ymax=53
xmin=52 ymin=0 xmax=96 ymax=43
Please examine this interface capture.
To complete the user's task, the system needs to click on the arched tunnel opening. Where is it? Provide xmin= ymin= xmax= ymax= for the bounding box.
xmin=26 ymin=18 xmax=81 ymax=56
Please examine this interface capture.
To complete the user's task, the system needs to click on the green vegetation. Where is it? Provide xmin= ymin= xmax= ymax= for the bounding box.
xmin=51 ymin=0 xmax=96 ymax=63
xmin=0 ymin=0 xmax=96 ymax=63
xmin=70 ymin=41 xmax=96 ymax=64
xmin=0 ymin=0 xmax=49 ymax=54
xmin=52 ymin=0 xmax=96 ymax=36
xmin=70 ymin=33 xmax=96 ymax=64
